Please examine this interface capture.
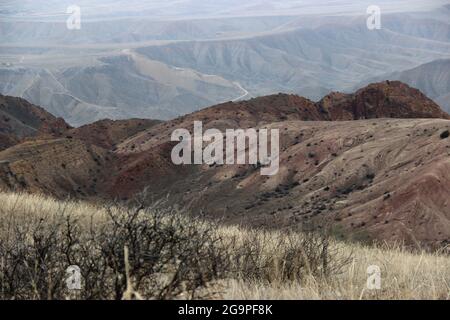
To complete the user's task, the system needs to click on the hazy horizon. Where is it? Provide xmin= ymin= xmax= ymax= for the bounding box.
xmin=2 ymin=0 xmax=448 ymax=21
xmin=1 ymin=0 xmax=449 ymax=125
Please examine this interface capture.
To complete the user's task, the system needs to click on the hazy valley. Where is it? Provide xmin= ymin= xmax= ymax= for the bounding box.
xmin=1 ymin=1 xmax=450 ymax=124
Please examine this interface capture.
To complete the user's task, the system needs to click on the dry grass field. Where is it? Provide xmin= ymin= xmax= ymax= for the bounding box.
xmin=222 ymin=243 xmax=450 ymax=300
xmin=0 ymin=192 xmax=449 ymax=300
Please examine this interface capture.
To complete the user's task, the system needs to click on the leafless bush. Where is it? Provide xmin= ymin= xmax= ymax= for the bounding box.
xmin=0 ymin=199 xmax=230 ymax=300
xmin=0 ymin=193 xmax=351 ymax=300
xmin=227 ymin=227 xmax=351 ymax=283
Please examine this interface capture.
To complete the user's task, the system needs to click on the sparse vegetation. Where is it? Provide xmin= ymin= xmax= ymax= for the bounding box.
xmin=0 ymin=193 xmax=231 ymax=300
xmin=440 ymin=130 xmax=450 ymax=139
xmin=0 ymin=192 xmax=348 ymax=300
xmin=0 ymin=192 xmax=449 ymax=300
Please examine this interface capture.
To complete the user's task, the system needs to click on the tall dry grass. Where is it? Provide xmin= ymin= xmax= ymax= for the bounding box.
xmin=222 ymin=241 xmax=450 ymax=300
xmin=0 ymin=192 xmax=449 ymax=300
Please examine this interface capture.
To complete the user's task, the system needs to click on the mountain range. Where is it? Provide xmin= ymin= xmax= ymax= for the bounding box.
xmin=1 ymin=81 xmax=450 ymax=248
xmin=1 ymin=4 xmax=450 ymax=125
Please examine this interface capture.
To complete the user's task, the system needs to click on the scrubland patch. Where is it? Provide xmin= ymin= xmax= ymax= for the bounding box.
xmin=0 ymin=192 xmax=449 ymax=300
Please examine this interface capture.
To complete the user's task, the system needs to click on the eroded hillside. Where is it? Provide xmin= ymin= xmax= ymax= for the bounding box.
xmin=1 ymin=82 xmax=449 ymax=247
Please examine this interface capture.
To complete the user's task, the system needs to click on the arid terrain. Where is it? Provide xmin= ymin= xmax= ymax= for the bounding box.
xmin=0 ymin=192 xmax=449 ymax=300
xmin=1 ymin=1 xmax=449 ymax=125
xmin=361 ymin=59 xmax=450 ymax=112
xmin=2 ymin=0 xmax=450 ymax=303
xmin=1 ymin=81 xmax=450 ymax=250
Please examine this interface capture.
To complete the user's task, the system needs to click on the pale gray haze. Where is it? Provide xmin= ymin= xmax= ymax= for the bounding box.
xmin=1 ymin=0 xmax=449 ymax=125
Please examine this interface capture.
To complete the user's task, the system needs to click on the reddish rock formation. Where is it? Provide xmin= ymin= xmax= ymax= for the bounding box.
xmin=1 ymin=82 xmax=450 ymax=247
xmin=0 ymin=94 xmax=71 ymax=149
xmin=318 ymin=81 xmax=450 ymax=120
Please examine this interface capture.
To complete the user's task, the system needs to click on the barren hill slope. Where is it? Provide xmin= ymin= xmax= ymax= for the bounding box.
xmin=118 ymin=118 xmax=450 ymax=248
xmin=0 ymin=95 xmax=161 ymax=196
xmin=1 ymin=82 xmax=449 ymax=247
xmin=0 ymin=138 xmax=112 ymax=198
xmin=319 ymin=81 xmax=450 ymax=120
xmin=0 ymin=94 xmax=71 ymax=150
xmin=68 ymin=118 xmax=161 ymax=149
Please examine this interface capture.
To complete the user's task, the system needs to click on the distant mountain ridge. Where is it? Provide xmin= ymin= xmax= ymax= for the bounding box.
xmin=2 ymin=8 xmax=450 ymax=125
xmin=0 ymin=55 xmax=244 ymax=126
xmin=137 ymin=13 xmax=450 ymax=103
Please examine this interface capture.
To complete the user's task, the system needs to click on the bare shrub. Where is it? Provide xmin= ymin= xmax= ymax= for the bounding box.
xmin=226 ymin=227 xmax=351 ymax=283
xmin=0 ymin=193 xmax=351 ymax=300
xmin=0 ymin=197 xmax=230 ymax=300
